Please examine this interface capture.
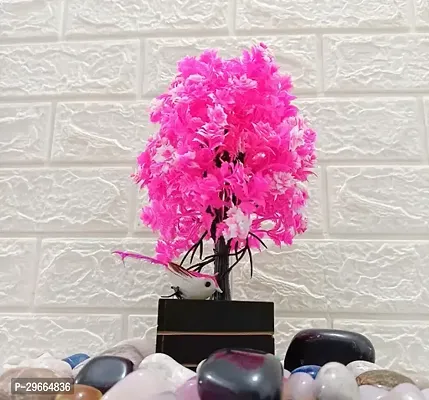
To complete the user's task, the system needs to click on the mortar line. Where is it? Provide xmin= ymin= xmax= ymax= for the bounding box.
xmin=44 ymin=102 xmax=57 ymax=164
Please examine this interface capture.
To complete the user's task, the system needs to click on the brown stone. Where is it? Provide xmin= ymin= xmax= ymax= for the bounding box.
xmin=0 ymin=367 xmax=58 ymax=400
xmin=0 ymin=390 xmax=10 ymax=400
xmin=356 ymin=370 xmax=415 ymax=389
xmin=55 ymin=384 xmax=102 ymax=400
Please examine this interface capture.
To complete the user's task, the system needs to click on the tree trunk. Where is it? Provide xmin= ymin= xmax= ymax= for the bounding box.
xmin=213 ymin=236 xmax=231 ymax=300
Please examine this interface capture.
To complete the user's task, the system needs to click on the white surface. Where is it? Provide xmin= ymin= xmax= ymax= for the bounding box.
xmin=0 ymin=0 xmax=429 ymax=375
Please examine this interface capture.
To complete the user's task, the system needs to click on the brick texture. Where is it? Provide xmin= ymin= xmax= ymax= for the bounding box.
xmin=0 ymin=0 xmax=428 ymax=373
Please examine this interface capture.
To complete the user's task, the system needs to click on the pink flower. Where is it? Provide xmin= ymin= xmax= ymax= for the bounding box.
xmin=132 ymin=43 xmax=317 ymax=261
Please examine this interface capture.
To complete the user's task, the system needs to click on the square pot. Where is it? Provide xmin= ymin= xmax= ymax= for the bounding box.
xmin=156 ymin=299 xmax=275 ymax=370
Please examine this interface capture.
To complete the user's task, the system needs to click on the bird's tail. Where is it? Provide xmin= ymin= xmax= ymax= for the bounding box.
xmin=112 ymin=251 xmax=168 ymax=266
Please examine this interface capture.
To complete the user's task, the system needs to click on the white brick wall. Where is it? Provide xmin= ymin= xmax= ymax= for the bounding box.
xmin=0 ymin=0 xmax=428 ymax=374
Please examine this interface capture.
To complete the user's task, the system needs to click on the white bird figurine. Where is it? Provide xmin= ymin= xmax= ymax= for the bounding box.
xmin=113 ymin=251 xmax=222 ymax=300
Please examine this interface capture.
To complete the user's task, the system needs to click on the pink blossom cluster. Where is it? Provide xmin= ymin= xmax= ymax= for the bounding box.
xmin=134 ymin=43 xmax=317 ymax=262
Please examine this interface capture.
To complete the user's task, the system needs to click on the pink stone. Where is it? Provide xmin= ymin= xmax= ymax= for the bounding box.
xmin=102 ymin=368 xmax=174 ymax=399
xmin=282 ymin=372 xmax=315 ymax=400
xmin=176 ymin=377 xmax=199 ymax=400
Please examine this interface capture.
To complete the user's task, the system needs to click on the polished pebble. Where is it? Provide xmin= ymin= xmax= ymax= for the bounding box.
xmin=176 ymin=377 xmax=199 ymax=400
xmin=359 ymin=385 xmax=388 ymax=400
xmin=282 ymin=372 xmax=315 ymax=400
xmin=357 ymin=370 xmax=415 ymax=389
xmin=139 ymin=354 xmax=195 ymax=390
xmin=422 ymin=388 xmax=429 ymax=400
xmin=347 ymin=361 xmax=383 ymax=378
xmin=102 ymin=368 xmax=174 ymax=399
xmin=291 ymin=365 xmax=320 ymax=379
xmin=75 ymin=356 xmax=133 ymax=394
xmin=55 ymin=384 xmax=102 ymax=400
xmin=388 ymin=383 xmax=425 ymax=399
xmin=314 ymin=362 xmax=359 ymax=400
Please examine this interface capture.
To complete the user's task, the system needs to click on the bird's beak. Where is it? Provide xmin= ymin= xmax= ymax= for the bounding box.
xmin=215 ymin=287 xmax=223 ymax=293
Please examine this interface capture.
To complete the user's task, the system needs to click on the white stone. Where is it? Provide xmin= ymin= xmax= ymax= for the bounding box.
xmin=36 ymin=240 xmax=169 ymax=308
xmin=53 ymin=102 xmax=154 ymax=162
xmin=314 ymin=362 xmax=359 ymax=400
xmin=0 ymin=239 xmax=37 ymax=306
xmin=324 ymin=35 xmax=429 ymax=91
xmin=0 ymin=104 xmax=50 ymax=162
xmin=236 ymin=0 xmax=407 ymax=30
xmin=359 ymin=385 xmax=388 ymax=400
xmin=391 ymin=384 xmax=425 ymax=399
xmin=0 ymin=315 xmax=121 ymax=367
xmin=66 ymin=0 xmax=227 ymax=35
xmin=327 ymin=167 xmax=429 ymax=234
xmin=334 ymin=320 xmax=429 ymax=374
xmin=298 ymin=98 xmax=423 ymax=162
xmin=144 ymin=36 xmax=317 ymax=95
xmin=422 ymin=388 xmax=429 ymax=399
xmin=0 ymin=42 xmax=137 ymax=98
xmin=347 ymin=361 xmax=382 ymax=377
xmin=138 ymin=353 xmax=195 ymax=390
xmin=0 ymin=168 xmax=130 ymax=232
xmin=0 ymin=0 xmax=59 ymax=39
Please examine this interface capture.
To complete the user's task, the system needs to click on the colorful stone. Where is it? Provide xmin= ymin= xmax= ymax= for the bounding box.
xmin=102 ymin=368 xmax=174 ymax=399
xmin=197 ymin=349 xmax=283 ymax=400
xmin=62 ymin=354 xmax=90 ymax=369
xmin=55 ymin=384 xmax=102 ymax=400
xmin=176 ymin=377 xmax=199 ymax=400
xmin=282 ymin=372 xmax=315 ymax=400
xmin=138 ymin=353 xmax=195 ymax=390
xmin=291 ymin=365 xmax=320 ymax=379
xmin=347 ymin=361 xmax=382 ymax=378
xmin=284 ymin=329 xmax=375 ymax=371
xmin=356 ymin=370 xmax=415 ymax=389
xmin=314 ymin=362 xmax=359 ymax=400
xmin=74 ymin=356 xmax=133 ymax=394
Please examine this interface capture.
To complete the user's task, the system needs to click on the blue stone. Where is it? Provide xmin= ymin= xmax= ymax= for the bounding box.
xmin=291 ymin=365 xmax=321 ymax=379
xmin=62 ymin=353 xmax=90 ymax=369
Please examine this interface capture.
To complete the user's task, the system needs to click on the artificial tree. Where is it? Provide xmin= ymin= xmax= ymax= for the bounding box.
xmin=132 ymin=43 xmax=316 ymax=301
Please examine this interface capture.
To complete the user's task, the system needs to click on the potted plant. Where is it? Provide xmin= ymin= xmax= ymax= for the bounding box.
xmin=116 ymin=43 xmax=317 ymax=368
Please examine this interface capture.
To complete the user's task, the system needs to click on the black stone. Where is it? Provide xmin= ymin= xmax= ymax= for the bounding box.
xmin=197 ymin=348 xmax=283 ymax=400
xmin=284 ymin=329 xmax=375 ymax=371
xmin=74 ymin=355 xmax=133 ymax=394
